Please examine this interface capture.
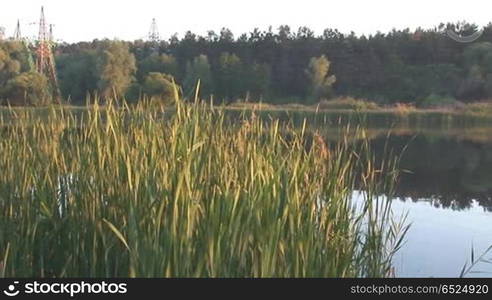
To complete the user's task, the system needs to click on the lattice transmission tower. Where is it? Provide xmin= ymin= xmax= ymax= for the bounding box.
xmin=148 ymin=18 xmax=160 ymax=42
xmin=49 ymin=24 xmax=55 ymax=42
xmin=36 ymin=6 xmax=60 ymax=102
xmin=13 ymin=20 xmax=22 ymax=40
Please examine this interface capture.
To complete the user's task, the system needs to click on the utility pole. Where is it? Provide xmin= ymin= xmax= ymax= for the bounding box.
xmin=11 ymin=19 xmax=35 ymax=71
xmin=36 ymin=6 xmax=60 ymax=103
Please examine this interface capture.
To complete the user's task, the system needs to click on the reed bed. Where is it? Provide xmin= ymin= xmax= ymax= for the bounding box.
xmin=0 ymin=97 xmax=406 ymax=277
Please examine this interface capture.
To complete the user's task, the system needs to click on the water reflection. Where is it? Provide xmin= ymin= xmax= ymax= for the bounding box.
xmin=369 ymin=133 xmax=492 ymax=211
xmin=391 ymin=199 xmax=492 ymax=277
xmin=363 ymin=129 xmax=492 ymax=277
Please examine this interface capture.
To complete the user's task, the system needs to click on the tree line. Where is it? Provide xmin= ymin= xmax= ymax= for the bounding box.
xmin=2 ymin=22 xmax=492 ymax=106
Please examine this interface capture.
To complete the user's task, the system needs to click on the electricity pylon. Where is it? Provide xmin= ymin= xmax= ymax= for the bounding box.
xmin=148 ymin=18 xmax=160 ymax=42
xmin=36 ymin=6 xmax=60 ymax=103
xmin=13 ymin=20 xmax=22 ymax=40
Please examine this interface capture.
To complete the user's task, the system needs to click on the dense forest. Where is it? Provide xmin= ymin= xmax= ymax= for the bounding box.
xmin=2 ymin=22 xmax=492 ymax=106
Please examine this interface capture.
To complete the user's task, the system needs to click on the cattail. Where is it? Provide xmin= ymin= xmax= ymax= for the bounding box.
xmin=314 ymin=132 xmax=329 ymax=160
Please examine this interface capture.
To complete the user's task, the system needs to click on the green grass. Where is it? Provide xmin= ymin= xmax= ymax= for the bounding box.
xmin=0 ymin=97 xmax=407 ymax=278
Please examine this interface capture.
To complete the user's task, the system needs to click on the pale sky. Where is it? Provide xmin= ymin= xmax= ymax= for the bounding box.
xmin=1 ymin=0 xmax=491 ymax=43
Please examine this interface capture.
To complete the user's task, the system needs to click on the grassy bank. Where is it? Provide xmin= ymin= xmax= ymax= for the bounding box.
xmin=2 ymin=102 xmax=492 ymax=130
xmin=226 ymin=98 xmax=492 ymax=127
xmin=0 ymin=98 xmax=406 ymax=277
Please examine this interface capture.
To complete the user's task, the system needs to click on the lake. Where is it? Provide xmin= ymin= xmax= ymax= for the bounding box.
xmin=357 ymin=126 xmax=492 ymax=277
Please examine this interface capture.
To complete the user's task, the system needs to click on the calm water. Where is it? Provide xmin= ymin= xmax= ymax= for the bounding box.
xmin=365 ymin=129 xmax=492 ymax=277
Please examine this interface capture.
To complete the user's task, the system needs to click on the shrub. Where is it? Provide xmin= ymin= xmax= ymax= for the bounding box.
xmin=393 ymin=103 xmax=417 ymax=115
xmin=418 ymin=94 xmax=463 ymax=109
xmin=142 ymin=72 xmax=181 ymax=105
xmin=463 ymin=101 xmax=492 ymax=115
xmin=317 ymin=97 xmax=380 ymax=110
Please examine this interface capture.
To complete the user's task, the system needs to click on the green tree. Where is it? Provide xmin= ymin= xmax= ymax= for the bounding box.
xmin=183 ymin=54 xmax=213 ymax=98
xmin=217 ymin=52 xmax=243 ymax=100
xmin=243 ymin=62 xmax=271 ymax=100
xmin=1 ymin=72 xmax=49 ymax=106
xmin=95 ymin=41 xmax=137 ymax=99
xmin=142 ymin=72 xmax=180 ymax=104
xmin=459 ymin=42 xmax=492 ymax=100
xmin=57 ymin=50 xmax=98 ymax=103
xmin=137 ymin=53 xmax=179 ymax=82
xmin=50 ymin=23 xmax=492 ymax=105
xmin=305 ymin=55 xmax=336 ymax=102
xmin=125 ymin=82 xmax=143 ymax=103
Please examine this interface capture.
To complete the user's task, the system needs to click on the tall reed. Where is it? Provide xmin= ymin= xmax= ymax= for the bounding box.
xmin=0 ymin=97 xmax=406 ymax=277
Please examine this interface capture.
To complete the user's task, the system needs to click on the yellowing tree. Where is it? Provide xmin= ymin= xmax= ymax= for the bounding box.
xmin=96 ymin=41 xmax=137 ymax=99
xmin=306 ymin=55 xmax=336 ymax=102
